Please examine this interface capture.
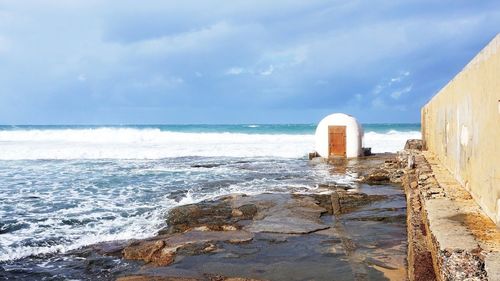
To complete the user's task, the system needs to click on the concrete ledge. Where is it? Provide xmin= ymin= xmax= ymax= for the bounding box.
xmin=403 ymin=150 xmax=500 ymax=280
xmin=424 ymin=199 xmax=479 ymax=251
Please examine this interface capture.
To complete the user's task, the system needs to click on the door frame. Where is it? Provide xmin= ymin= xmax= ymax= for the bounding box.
xmin=328 ymin=125 xmax=347 ymax=157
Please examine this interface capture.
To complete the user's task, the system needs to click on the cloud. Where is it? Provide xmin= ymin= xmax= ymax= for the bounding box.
xmin=260 ymin=65 xmax=274 ymax=76
xmin=373 ymin=84 xmax=384 ymax=95
xmin=389 ymin=71 xmax=410 ymax=85
xmin=130 ymin=75 xmax=184 ymax=89
xmin=374 ymin=71 xmax=411 ymax=95
xmin=226 ymin=67 xmax=245 ymax=75
xmin=390 ymin=85 xmax=413 ymax=100
xmin=0 ymin=1 xmax=499 ymax=123
xmin=131 ymin=21 xmax=233 ymax=57
xmin=370 ymin=71 xmax=413 ymax=111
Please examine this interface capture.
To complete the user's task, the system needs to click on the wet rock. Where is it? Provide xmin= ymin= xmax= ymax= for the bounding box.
xmin=308 ymin=151 xmax=319 ymax=160
xmin=164 ymin=193 xmax=372 ymax=236
xmin=122 ymin=230 xmax=254 ymax=266
xmin=311 ymin=194 xmax=334 ymax=214
xmin=361 ymin=169 xmax=391 ymax=184
xmin=176 ymin=242 xmax=217 ymax=256
xmin=311 ymin=192 xmax=386 ymax=215
xmin=167 ymin=190 xmax=188 ymax=202
xmin=364 ymin=257 xmax=399 ymax=270
xmin=231 ymin=209 xmax=243 ymax=217
xmin=337 ymin=192 xmax=387 ymax=214
xmin=222 ymin=225 xmax=238 ymax=231
xmin=347 ymin=214 xmax=407 ymax=223
xmin=234 ymin=193 xmax=386 ymax=234
xmin=72 ymin=240 xmax=129 ymax=257
xmin=117 ymin=276 xmax=201 ymax=281
xmin=317 ymin=183 xmax=354 ymax=191
xmin=237 ymin=204 xmax=258 ymax=219
xmin=122 ymin=240 xmax=174 ymax=266
xmin=120 ymin=191 xmax=391 ymax=276
xmin=246 ymin=215 xmax=329 ymax=234
xmin=211 ymin=277 xmax=266 ymax=281
xmin=256 ymin=233 xmax=289 ymax=244
xmin=237 ymin=194 xmax=329 ymax=234
xmin=162 ymin=198 xmax=261 ymax=235
xmin=117 ymin=274 xmax=263 ymax=281
xmin=164 ymin=200 xmax=236 ymax=234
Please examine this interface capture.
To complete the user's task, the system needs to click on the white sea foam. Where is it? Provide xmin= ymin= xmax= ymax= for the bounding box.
xmin=0 ymin=181 xmax=315 ymax=262
xmin=363 ymin=130 xmax=421 ymax=153
xmin=0 ymin=128 xmax=420 ymax=160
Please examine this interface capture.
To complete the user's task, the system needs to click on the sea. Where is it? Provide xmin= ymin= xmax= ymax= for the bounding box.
xmin=0 ymin=124 xmax=419 ymax=277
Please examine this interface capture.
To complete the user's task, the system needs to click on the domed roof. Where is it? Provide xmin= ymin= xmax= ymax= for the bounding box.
xmin=314 ymin=113 xmax=363 ymax=158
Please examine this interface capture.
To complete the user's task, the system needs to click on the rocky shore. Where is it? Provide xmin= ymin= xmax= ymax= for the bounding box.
xmin=3 ymin=140 xmax=497 ymax=281
xmin=0 ymin=153 xmax=410 ymax=281
xmin=112 ymin=140 xmax=500 ymax=280
xmin=60 ymin=154 xmax=406 ymax=281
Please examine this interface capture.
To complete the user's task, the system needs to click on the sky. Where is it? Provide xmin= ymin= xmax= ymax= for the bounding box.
xmin=0 ymin=1 xmax=499 ymax=124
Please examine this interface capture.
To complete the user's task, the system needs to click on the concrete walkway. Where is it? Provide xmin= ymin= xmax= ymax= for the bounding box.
xmin=409 ymin=151 xmax=500 ymax=280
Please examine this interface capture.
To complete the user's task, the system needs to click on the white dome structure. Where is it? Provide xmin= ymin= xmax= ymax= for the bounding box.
xmin=314 ymin=113 xmax=363 ymax=158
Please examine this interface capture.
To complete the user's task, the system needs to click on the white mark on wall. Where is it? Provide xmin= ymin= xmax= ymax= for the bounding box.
xmin=460 ymin=125 xmax=469 ymax=146
xmin=496 ymin=199 xmax=500 ymax=225
xmin=446 ymin=122 xmax=450 ymax=144
xmin=457 ymin=109 xmax=460 ymax=149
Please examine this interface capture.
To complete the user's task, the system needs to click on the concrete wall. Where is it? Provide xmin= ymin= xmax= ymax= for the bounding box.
xmin=421 ymin=34 xmax=500 ymax=224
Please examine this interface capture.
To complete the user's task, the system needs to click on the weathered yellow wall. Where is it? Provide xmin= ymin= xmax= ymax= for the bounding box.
xmin=422 ymin=34 xmax=500 ymax=224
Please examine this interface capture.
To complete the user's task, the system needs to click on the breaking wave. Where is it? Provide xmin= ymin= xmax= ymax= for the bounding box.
xmin=0 ymin=127 xmax=421 ymax=160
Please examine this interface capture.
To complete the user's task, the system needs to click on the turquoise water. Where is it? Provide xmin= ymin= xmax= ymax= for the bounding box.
xmin=0 ymin=123 xmax=420 ymax=134
xmin=0 ymin=123 xmax=421 ymax=159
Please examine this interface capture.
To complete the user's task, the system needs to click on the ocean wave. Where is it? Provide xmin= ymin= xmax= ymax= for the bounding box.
xmin=0 ymin=128 xmax=420 ymax=160
xmin=363 ymin=130 xmax=421 ymax=153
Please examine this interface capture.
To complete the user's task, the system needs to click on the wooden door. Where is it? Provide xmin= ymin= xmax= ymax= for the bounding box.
xmin=328 ymin=126 xmax=346 ymax=157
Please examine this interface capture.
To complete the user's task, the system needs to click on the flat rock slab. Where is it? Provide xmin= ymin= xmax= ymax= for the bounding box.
xmin=230 ymin=193 xmax=329 ymax=234
xmin=116 ymin=190 xmax=403 ymax=280
xmin=246 ymin=215 xmax=330 ymax=234
xmin=163 ymin=191 xmax=386 ymax=236
xmin=161 ymin=230 xmax=254 ymax=246
xmin=123 ymin=230 xmax=254 ymax=266
xmin=117 ymin=275 xmax=264 ymax=281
